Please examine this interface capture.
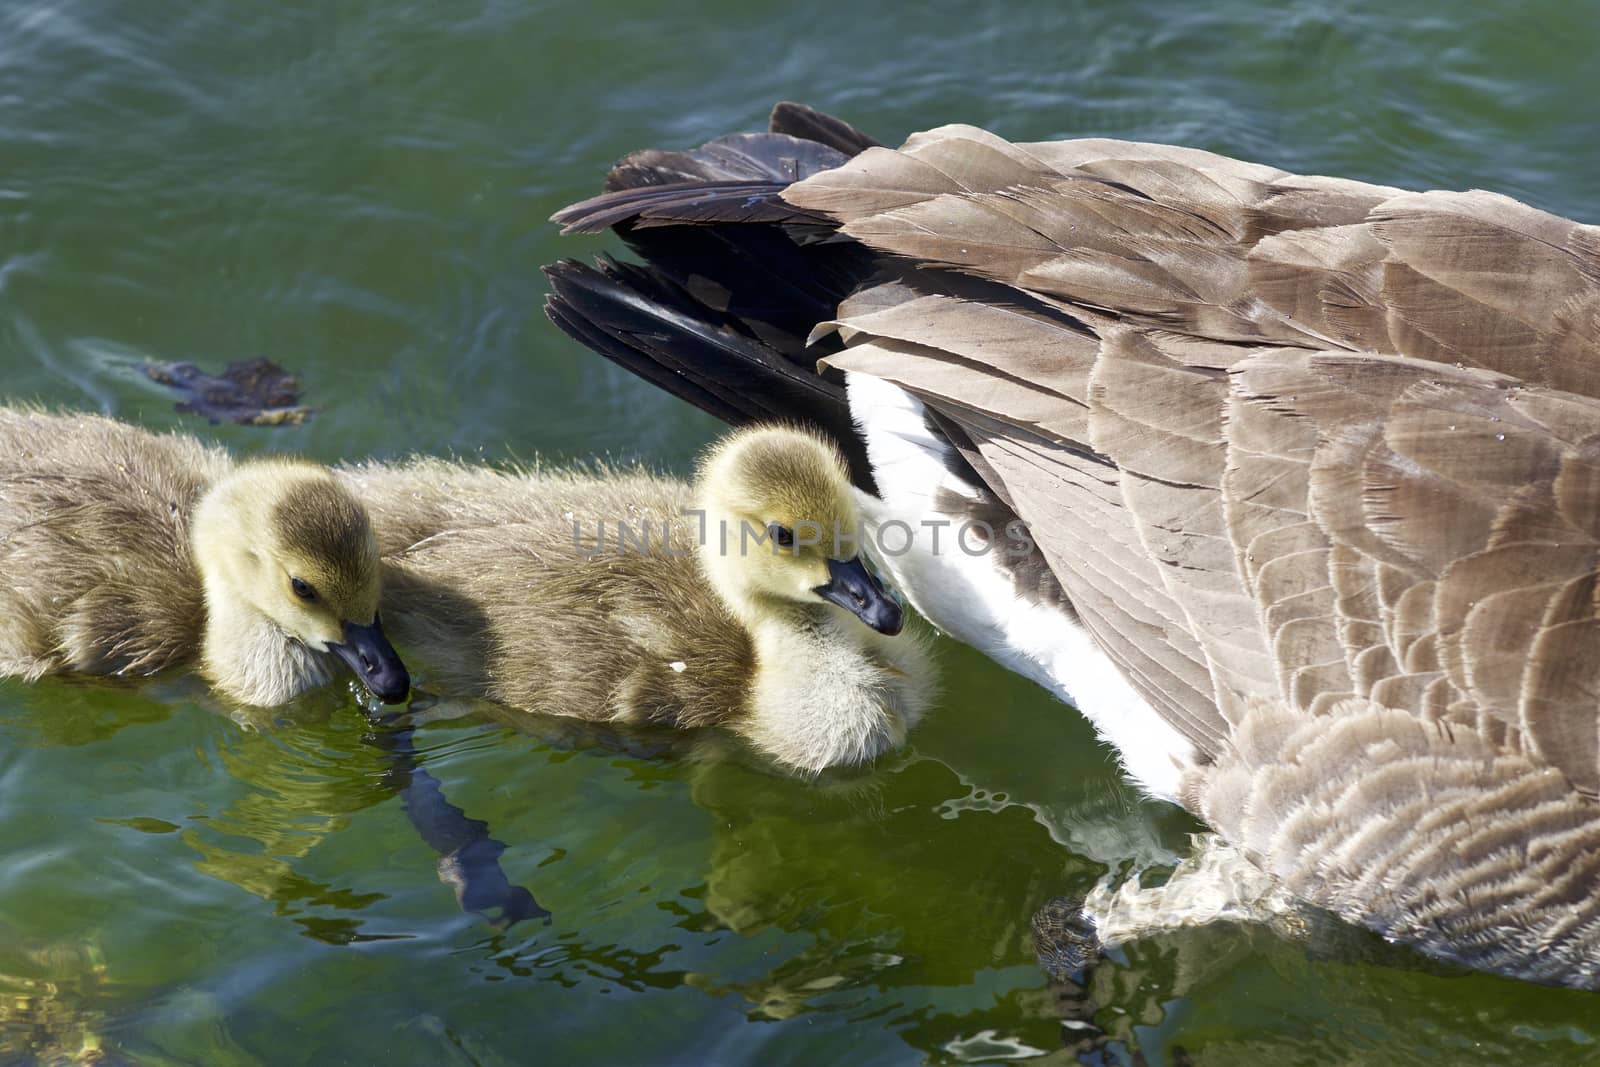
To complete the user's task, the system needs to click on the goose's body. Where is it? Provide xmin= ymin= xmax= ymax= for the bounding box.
xmin=0 ymin=409 xmax=408 ymax=706
xmin=546 ymin=105 xmax=1600 ymax=986
xmin=343 ymin=427 xmax=932 ymax=773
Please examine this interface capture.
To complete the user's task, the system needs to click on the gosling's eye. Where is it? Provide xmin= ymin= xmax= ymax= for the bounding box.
xmin=767 ymin=523 xmax=795 ymax=549
xmin=290 ymin=577 xmax=318 ymax=601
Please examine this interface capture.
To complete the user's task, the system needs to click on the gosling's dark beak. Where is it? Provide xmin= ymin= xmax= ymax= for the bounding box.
xmin=331 ymin=617 xmax=410 ymax=704
xmin=813 ymin=556 xmax=903 ymax=636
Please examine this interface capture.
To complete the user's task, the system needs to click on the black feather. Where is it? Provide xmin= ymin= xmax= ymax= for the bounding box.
xmin=553 ymin=180 xmax=805 ymax=235
xmin=602 ymin=131 xmax=853 ymax=192
xmin=767 ymin=101 xmax=882 ymax=156
xmin=544 ymin=106 xmax=897 ymax=494
xmin=543 ymin=258 xmax=877 ymax=492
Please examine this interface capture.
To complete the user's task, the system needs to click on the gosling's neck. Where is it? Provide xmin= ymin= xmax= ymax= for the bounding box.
xmin=696 ymin=532 xmax=924 ymax=773
xmin=189 ymin=469 xmax=336 ymax=706
xmin=745 ymin=609 xmax=920 ymax=773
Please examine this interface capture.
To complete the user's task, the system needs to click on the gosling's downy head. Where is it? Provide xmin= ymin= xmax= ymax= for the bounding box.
xmin=192 ymin=461 xmax=410 ymax=705
xmin=695 ymin=426 xmax=902 ymax=635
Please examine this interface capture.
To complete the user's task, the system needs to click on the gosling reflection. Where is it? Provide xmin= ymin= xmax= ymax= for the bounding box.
xmin=177 ymin=694 xmax=545 ymax=942
xmin=366 ymin=706 xmax=547 ymax=930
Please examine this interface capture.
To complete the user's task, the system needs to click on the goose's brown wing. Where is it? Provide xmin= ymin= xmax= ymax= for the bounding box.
xmin=819 ymin=292 xmax=1233 ymax=753
xmin=791 ymin=125 xmax=1600 ymax=775
xmin=1203 ymin=357 xmax=1600 ymax=986
xmin=1227 ymin=352 xmax=1600 ymax=785
xmin=794 ymin=126 xmax=1329 ymax=752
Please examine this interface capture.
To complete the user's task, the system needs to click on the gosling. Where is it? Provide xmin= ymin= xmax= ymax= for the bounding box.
xmin=0 ymin=408 xmax=409 ymax=706
xmin=346 ymin=426 xmax=932 ymax=772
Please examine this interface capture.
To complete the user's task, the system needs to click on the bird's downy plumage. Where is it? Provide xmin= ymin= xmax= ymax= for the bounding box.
xmin=342 ymin=425 xmax=933 ymax=774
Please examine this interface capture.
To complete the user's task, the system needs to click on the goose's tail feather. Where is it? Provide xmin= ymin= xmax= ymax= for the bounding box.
xmin=767 ymin=101 xmax=881 ymax=156
xmin=542 ymin=256 xmax=875 ymax=490
xmin=544 ymin=103 xmax=881 ymax=489
xmin=551 ymin=101 xmax=873 ymax=235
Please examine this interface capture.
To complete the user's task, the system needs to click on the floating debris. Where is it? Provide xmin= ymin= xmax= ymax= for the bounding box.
xmin=143 ymin=357 xmax=312 ymax=426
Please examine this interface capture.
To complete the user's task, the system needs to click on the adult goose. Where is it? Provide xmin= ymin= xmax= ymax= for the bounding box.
xmin=0 ymin=408 xmax=409 ymax=707
xmin=340 ymin=425 xmax=931 ymax=773
xmin=544 ymin=103 xmax=1600 ymax=988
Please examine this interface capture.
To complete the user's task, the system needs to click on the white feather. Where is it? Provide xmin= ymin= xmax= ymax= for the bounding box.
xmin=845 ymin=371 xmax=1197 ymax=801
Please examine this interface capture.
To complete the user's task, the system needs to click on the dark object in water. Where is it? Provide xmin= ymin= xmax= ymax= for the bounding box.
xmin=366 ymin=710 xmax=549 ymax=931
xmin=143 ymin=358 xmax=312 ymax=426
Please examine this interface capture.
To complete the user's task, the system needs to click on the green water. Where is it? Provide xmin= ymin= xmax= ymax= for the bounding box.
xmin=3 ymin=1 xmax=1599 ymax=1063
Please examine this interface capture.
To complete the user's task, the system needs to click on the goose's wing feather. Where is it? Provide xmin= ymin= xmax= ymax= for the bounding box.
xmin=791 ymin=125 xmax=1600 ymax=771
xmin=543 ymin=255 xmax=872 ymax=490
xmin=819 ymin=300 xmax=1232 ymax=752
xmin=788 ymin=125 xmax=1600 ymax=383
xmin=962 ymin=413 xmax=1228 ymax=750
xmin=1202 ymin=352 xmax=1600 ymax=982
xmin=1230 ymin=352 xmax=1600 ymax=789
xmin=555 ymin=106 xmax=862 ymax=233
xmin=767 ymin=100 xmax=882 ymax=156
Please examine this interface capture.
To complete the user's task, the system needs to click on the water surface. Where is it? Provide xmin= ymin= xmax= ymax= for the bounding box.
xmin=3 ymin=1 xmax=1599 ymax=1063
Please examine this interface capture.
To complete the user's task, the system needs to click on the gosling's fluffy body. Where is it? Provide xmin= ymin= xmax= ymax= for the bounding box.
xmin=345 ymin=428 xmax=933 ymax=772
xmin=0 ymin=409 xmax=388 ymax=706
xmin=0 ymin=409 xmax=221 ymax=682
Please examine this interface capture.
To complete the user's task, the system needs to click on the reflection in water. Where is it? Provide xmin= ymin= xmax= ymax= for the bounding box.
xmin=366 ymin=706 xmax=548 ymax=930
xmin=0 ymin=928 xmax=121 ymax=1066
xmin=0 ymin=678 xmax=178 ymax=749
xmin=177 ymin=700 xmax=398 ymax=945
xmin=13 ymin=674 xmax=1600 ymax=1063
xmin=461 ymin=709 xmax=1600 ymax=1063
xmin=1028 ymin=892 xmax=1600 ymax=1064
xmin=472 ymin=929 xmax=689 ymax=992
xmin=378 ymin=708 xmax=1080 ymax=1056
xmin=685 ymin=753 xmax=1084 ymax=1032
xmin=0 ymin=924 xmax=256 ymax=1067
xmin=467 ymin=726 xmax=1084 ymax=1055
xmin=1 ymin=675 xmax=546 ymax=942
xmin=178 ymin=694 xmax=548 ymax=944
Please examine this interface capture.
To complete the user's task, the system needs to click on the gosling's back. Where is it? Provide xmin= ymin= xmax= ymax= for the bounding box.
xmin=346 ymin=459 xmax=759 ymax=727
xmin=0 ymin=409 xmax=226 ymax=680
